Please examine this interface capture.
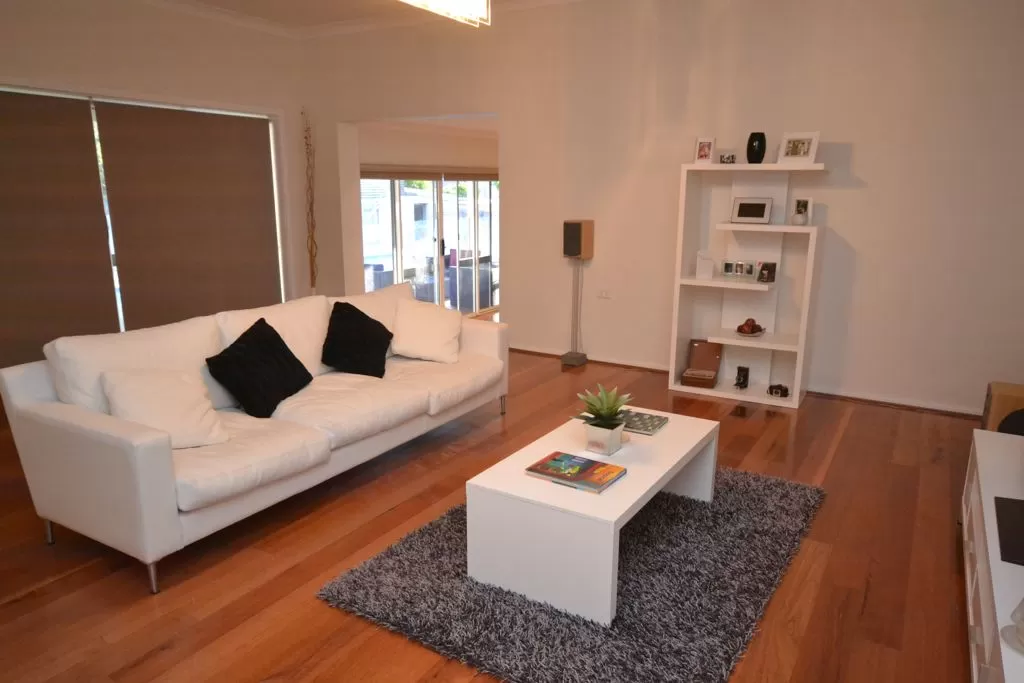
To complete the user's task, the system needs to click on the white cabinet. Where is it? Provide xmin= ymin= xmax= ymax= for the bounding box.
xmin=962 ymin=430 xmax=1024 ymax=683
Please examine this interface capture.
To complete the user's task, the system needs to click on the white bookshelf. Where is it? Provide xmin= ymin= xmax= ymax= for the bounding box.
xmin=668 ymin=161 xmax=825 ymax=409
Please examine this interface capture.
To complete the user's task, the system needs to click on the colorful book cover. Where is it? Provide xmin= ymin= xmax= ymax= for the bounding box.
xmin=525 ymin=452 xmax=626 ymax=493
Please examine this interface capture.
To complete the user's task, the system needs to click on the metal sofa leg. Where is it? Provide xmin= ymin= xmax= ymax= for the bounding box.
xmin=44 ymin=519 xmax=54 ymax=545
xmin=500 ymin=395 xmax=507 ymax=415
xmin=146 ymin=562 xmax=160 ymax=594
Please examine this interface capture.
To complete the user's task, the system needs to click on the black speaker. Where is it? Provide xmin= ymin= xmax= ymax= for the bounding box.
xmin=562 ymin=220 xmax=593 ymax=259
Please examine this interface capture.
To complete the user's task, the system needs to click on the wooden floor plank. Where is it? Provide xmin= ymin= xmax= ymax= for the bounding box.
xmin=0 ymin=352 xmax=975 ymax=683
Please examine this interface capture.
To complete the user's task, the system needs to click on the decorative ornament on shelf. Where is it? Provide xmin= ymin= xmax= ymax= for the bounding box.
xmin=696 ymin=251 xmax=715 ymax=279
xmin=736 ymin=318 xmax=765 ymax=337
xmin=302 ymin=108 xmax=318 ymax=294
xmin=719 ymin=153 xmax=736 ymax=164
xmin=746 ymin=132 xmax=767 ymax=163
xmin=735 ymin=366 xmax=750 ymax=389
xmin=398 ymin=0 xmax=491 ymax=27
xmin=578 ymin=384 xmax=633 ymax=456
xmin=790 ymin=197 xmax=813 ymax=226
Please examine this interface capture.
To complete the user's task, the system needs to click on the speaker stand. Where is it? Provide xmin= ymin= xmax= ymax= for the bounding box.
xmin=561 ymin=258 xmax=588 ymax=368
xmin=561 ymin=351 xmax=588 ymax=367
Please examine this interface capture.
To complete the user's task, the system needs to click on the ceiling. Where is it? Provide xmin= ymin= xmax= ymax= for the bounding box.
xmin=153 ymin=0 xmax=556 ymax=35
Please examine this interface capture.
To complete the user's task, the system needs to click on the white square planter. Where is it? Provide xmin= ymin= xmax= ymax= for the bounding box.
xmin=584 ymin=422 xmax=625 ymax=456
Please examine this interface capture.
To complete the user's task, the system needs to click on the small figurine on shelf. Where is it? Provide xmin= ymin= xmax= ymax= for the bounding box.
xmin=735 ymin=366 xmax=750 ymax=389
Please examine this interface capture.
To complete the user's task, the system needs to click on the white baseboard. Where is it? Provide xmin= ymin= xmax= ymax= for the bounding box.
xmin=805 ymin=386 xmax=981 ymax=417
xmin=510 ymin=346 xmax=670 ymax=372
xmin=508 ymin=348 xmax=980 ymax=416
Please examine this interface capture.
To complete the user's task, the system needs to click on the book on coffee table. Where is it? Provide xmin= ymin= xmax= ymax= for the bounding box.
xmin=525 ymin=452 xmax=626 ymax=494
xmin=572 ymin=409 xmax=669 ymax=436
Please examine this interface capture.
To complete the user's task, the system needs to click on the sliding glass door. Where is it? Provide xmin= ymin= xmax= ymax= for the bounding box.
xmin=360 ymin=175 xmax=499 ymax=313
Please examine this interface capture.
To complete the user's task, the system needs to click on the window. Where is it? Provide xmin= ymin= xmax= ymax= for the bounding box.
xmin=0 ymin=87 xmax=284 ymax=369
xmin=360 ymin=173 xmax=499 ymax=314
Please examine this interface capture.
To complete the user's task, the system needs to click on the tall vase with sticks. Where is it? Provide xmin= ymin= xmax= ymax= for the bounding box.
xmin=302 ymin=109 xmax=318 ymax=294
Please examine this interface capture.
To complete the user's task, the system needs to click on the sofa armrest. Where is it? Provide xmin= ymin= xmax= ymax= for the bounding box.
xmin=461 ymin=319 xmax=509 ymax=395
xmin=10 ymin=402 xmax=183 ymax=563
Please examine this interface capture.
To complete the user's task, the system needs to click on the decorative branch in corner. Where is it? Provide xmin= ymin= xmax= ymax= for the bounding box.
xmin=302 ymin=108 xmax=319 ymax=293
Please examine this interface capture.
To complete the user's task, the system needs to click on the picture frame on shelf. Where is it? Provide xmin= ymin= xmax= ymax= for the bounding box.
xmin=694 ymin=137 xmax=716 ymax=164
xmin=778 ymin=132 xmax=820 ymax=164
xmin=791 ymin=197 xmax=813 ymax=225
xmin=730 ymin=197 xmax=773 ymax=224
xmin=756 ymin=261 xmax=777 ymax=283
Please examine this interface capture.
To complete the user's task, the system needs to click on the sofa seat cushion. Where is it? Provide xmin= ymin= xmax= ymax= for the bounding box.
xmin=172 ymin=411 xmax=330 ymax=512
xmin=272 ymin=373 xmax=429 ymax=449
xmin=385 ymin=353 xmax=503 ymax=416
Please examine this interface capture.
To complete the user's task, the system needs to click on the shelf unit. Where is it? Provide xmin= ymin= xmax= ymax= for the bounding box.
xmin=668 ymin=161 xmax=825 ymax=408
xmin=678 ymin=276 xmax=773 ymax=292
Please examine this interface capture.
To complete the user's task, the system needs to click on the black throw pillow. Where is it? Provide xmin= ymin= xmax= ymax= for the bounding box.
xmin=206 ymin=318 xmax=312 ymax=418
xmin=321 ymin=302 xmax=393 ymax=378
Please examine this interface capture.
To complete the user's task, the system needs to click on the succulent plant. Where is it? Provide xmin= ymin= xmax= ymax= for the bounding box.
xmin=577 ymin=384 xmax=632 ymax=429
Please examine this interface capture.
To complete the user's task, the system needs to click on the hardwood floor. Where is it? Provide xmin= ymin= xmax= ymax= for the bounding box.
xmin=0 ymin=352 xmax=975 ymax=682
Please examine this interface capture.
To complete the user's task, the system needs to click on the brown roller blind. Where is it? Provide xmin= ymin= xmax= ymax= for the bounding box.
xmin=0 ymin=91 xmax=120 ymax=368
xmin=361 ymin=165 xmax=498 ymax=181
xmin=94 ymin=103 xmax=281 ymax=329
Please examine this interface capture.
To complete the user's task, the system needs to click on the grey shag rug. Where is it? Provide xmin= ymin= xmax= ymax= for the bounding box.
xmin=319 ymin=469 xmax=825 ymax=683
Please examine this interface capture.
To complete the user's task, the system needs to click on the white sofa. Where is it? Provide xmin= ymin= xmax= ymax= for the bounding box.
xmin=0 ymin=284 xmax=508 ymax=592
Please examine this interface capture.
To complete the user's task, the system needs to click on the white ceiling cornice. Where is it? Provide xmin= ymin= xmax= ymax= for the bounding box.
xmin=146 ymin=0 xmax=589 ymax=39
xmin=144 ymin=0 xmax=300 ymax=38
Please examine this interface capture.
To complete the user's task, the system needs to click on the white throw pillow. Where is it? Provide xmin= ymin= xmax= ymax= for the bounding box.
xmin=101 ymin=370 xmax=229 ymax=449
xmin=391 ymin=298 xmax=463 ymax=364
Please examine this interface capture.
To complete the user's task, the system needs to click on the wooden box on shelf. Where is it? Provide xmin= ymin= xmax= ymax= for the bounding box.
xmin=681 ymin=340 xmax=722 ymax=389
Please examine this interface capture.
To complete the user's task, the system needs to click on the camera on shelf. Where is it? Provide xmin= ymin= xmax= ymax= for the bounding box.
xmin=767 ymin=384 xmax=790 ymax=398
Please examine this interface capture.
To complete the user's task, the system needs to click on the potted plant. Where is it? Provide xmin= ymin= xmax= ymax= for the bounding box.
xmin=577 ymin=384 xmax=632 ymax=456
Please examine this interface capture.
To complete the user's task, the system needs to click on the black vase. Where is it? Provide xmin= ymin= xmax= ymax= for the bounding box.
xmin=746 ymin=132 xmax=767 ymax=164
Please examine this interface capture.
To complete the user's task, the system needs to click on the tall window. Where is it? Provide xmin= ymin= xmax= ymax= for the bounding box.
xmin=360 ymin=173 xmax=499 ymax=314
xmin=0 ymin=87 xmax=284 ymax=369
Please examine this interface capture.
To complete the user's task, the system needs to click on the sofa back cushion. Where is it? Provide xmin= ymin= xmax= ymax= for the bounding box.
xmin=330 ymin=282 xmax=413 ymax=336
xmin=43 ymin=315 xmax=233 ymax=413
xmin=215 ymin=295 xmax=328 ymax=378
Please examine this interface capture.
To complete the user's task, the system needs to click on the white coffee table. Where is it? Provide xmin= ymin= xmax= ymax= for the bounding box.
xmin=466 ymin=407 xmax=719 ymax=625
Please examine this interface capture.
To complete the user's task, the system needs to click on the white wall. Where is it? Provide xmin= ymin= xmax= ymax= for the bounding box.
xmin=309 ymin=0 xmax=1024 ymax=414
xmin=357 ymin=122 xmax=498 ymax=168
xmin=2 ymin=0 xmax=1022 ymax=413
xmin=0 ymin=0 xmax=333 ymax=297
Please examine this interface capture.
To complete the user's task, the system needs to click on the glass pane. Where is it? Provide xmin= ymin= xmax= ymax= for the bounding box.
xmin=442 ymin=180 xmax=460 ymax=310
xmin=456 ymin=181 xmax=475 ymax=313
xmin=477 ymin=181 xmax=494 ymax=310
xmin=490 ymin=180 xmax=500 ymax=306
xmin=398 ymin=179 xmax=438 ymax=303
xmin=359 ymin=179 xmax=395 ymax=292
